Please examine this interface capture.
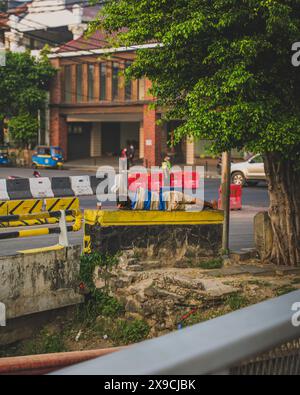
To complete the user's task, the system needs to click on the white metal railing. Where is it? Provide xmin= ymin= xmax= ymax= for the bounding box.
xmin=52 ymin=290 xmax=300 ymax=375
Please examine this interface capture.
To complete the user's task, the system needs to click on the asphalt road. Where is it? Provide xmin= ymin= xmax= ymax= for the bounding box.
xmin=0 ymin=168 xmax=269 ymax=255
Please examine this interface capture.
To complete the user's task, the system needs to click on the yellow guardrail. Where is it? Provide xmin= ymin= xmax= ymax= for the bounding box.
xmin=85 ymin=209 xmax=224 ymax=227
xmin=0 ymin=210 xmax=82 ymax=241
xmin=0 ymin=198 xmax=80 ymax=227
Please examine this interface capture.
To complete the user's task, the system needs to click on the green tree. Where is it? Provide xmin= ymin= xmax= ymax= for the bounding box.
xmin=0 ymin=50 xmax=56 ymax=146
xmin=91 ymin=0 xmax=300 ymax=266
xmin=8 ymin=113 xmax=39 ymax=148
xmin=0 ymin=1 xmax=7 ymax=12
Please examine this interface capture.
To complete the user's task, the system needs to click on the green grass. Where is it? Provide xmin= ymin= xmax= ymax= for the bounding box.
xmin=275 ymin=285 xmax=297 ymax=296
xmin=21 ymin=330 xmax=66 ymax=356
xmin=226 ymin=294 xmax=248 ymax=310
xmin=110 ymin=319 xmax=150 ymax=345
xmin=291 ymin=277 xmax=300 ymax=285
xmin=197 ymin=258 xmax=223 ymax=270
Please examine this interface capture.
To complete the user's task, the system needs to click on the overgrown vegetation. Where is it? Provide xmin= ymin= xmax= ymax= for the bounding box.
xmin=197 ymin=258 xmax=223 ymax=270
xmin=21 ymin=330 xmax=66 ymax=355
xmin=275 ymin=285 xmax=297 ymax=296
xmin=76 ymin=252 xmax=149 ymax=345
xmin=226 ymin=294 xmax=249 ymax=311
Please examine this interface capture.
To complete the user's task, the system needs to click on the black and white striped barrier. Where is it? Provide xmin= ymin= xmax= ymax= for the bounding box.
xmin=0 ymin=175 xmax=107 ymax=201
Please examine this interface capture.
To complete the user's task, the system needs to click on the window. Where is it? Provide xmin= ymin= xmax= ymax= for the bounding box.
xmin=68 ymin=125 xmax=83 ymax=135
xmin=37 ymin=147 xmax=51 ymax=156
xmin=250 ymin=155 xmax=263 ymax=164
xmin=112 ymin=62 xmax=119 ymax=100
xmin=138 ymin=79 xmax=145 ymax=100
xmin=100 ymin=63 xmax=107 ymax=100
xmin=125 ymin=61 xmax=132 ymax=100
xmin=88 ymin=64 xmax=95 ymax=101
xmin=76 ymin=64 xmax=83 ymax=102
xmin=64 ymin=65 xmax=72 ymax=103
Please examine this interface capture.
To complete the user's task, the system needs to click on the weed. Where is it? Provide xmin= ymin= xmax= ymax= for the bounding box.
xmin=111 ymin=319 xmax=150 ymax=345
xmin=22 ymin=330 xmax=65 ymax=355
xmin=291 ymin=277 xmax=300 ymax=285
xmin=226 ymin=293 xmax=248 ymax=310
xmin=247 ymin=280 xmax=272 ymax=287
xmin=197 ymin=258 xmax=223 ymax=270
xmin=275 ymin=285 xmax=297 ymax=296
xmin=76 ymin=291 xmax=124 ymax=325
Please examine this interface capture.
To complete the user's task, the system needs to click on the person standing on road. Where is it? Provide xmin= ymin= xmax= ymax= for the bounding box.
xmin=162 ymin=155 xmax=172 ymax=186
xmin=128 ymin=144 xmax=135 ymax=167
xmin=120 ymin=147 xmax=128 ymax=170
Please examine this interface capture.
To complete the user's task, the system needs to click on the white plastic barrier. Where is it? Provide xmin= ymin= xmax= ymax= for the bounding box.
xmin=0 ymin=179 xmax=9 ymax=201
xmin=70 ymin=176 xmax=93 ymax=196
xmin=29 ymin=177 xmax=54 ymax=198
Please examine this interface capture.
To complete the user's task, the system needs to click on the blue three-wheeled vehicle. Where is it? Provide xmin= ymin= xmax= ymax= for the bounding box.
xmin=32 ymin=146 xmax=64 ymax=169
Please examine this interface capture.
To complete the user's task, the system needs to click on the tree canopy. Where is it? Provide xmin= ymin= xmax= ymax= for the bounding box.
xmin=0 ymin=1 xmax=7 ymax=12
xmin=92 ymin=0 xmax=300 ymax=266
xmin=0 ymin=50 xmax=56 ymax=146
xmin=92 ymin=0 xmax=300 ymax=162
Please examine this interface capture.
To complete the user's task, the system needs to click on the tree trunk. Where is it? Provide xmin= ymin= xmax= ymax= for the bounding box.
xmin=264 ymin=152 xmax=300 ymax=266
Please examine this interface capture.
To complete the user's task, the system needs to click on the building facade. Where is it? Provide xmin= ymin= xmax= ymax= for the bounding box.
xmin=48 ymin=32 xmax=195 ymax=167
xmin=3 ymin=0 xmax=100 ymax=52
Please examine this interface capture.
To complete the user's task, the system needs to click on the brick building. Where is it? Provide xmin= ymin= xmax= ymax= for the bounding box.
xmin=48 ymin=31 xmax=196 ymax=167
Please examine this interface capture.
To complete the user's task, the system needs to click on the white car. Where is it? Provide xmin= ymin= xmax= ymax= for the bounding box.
xmin=231 ymin=154 xmax=266 ymax=186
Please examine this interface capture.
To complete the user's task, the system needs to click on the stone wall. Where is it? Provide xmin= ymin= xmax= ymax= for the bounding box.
xmin=86 ymin=223 xmax=222 ymax=267
xmin=86 ymin=212 xmax=225 ymax=336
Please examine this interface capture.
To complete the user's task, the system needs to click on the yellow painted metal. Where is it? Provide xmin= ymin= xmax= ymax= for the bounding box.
xmin=45 ymin=197 xmax=79 ymax=212
xmin=0 ymin=201 xmax=8 ymax=216
xmin=6 ymin=199 xmax=43 ymax=227
xmin=18 ymin=227 xmax=50 ymax=238
xmin=84 ymin=209 xmax=224 ymax=227
xmin=18 ymin=245 xmax=65 ymax=254
xmin=7 ymin=199 xmax=43 ymax=216
xmin=71 ymin=211 xmax=83 ymax=232
xmin=45 ymin=197 xmax=79 ymax=224
xmin=83 ymin=234 xmax=92 ymax=254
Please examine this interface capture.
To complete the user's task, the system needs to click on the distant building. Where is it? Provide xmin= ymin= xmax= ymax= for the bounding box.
xmin=48 ymin=31 xmax=196 ymax=167
xmin=4 ymin=0 xmax=101 ymax=52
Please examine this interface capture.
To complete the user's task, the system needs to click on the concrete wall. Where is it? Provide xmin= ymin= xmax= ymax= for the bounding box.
xmin=0 ymin=246 xmax=83 ymax=322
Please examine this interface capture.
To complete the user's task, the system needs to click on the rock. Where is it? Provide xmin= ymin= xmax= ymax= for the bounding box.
xmin=144 ymin=286 xmax=159 ymax=297
xmin=127 ymin=258 xmax=139 ymax=266
xmin=128 ymin=265 xmax=143 ymax=272
xmin=125 ymin=299 xmax=140 ymax=313
xmin=199 ymin=279 xmax=238 ymax=297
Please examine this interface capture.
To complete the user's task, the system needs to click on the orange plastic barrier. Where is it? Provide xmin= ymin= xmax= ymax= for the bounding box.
xmin=218 ymin=184 xmax=242 ymax=211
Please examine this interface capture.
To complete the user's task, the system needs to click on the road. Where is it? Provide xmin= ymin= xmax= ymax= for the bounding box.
xmin=0 ymin=168 xmax=269 ymax=255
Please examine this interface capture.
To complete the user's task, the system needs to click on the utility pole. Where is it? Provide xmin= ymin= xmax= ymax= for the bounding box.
xmin=38 ymin=109 xmax=41 ymax=146
xmin=221 ymin=151 xmax=231 ymax=255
